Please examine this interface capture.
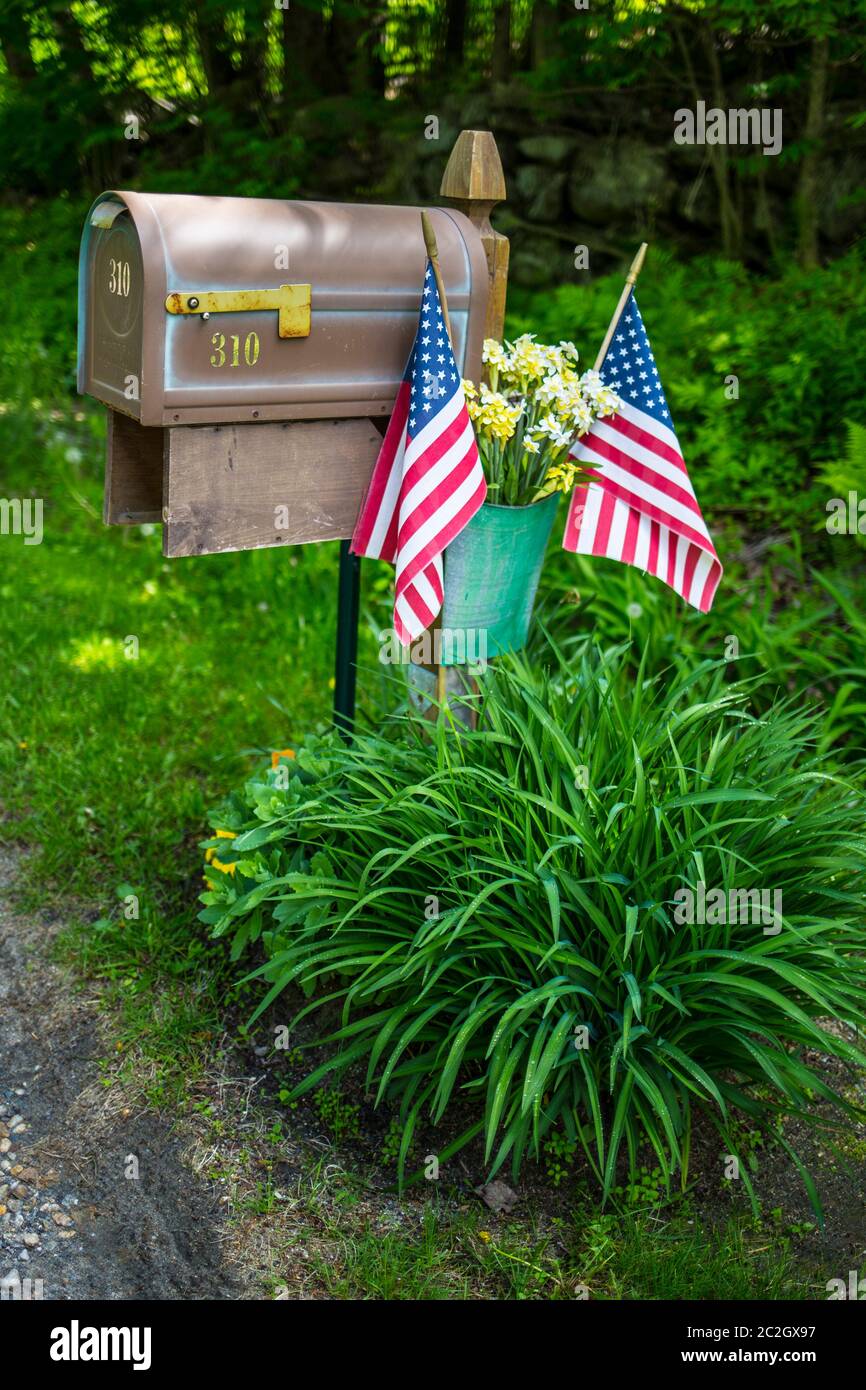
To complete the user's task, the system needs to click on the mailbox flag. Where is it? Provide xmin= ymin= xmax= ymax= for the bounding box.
xmin=351 ymin=262 xmax=486 ymax=646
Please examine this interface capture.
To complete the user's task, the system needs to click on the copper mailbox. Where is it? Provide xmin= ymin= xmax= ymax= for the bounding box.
xmin=78 ymin=193 xmax=489 ymax=427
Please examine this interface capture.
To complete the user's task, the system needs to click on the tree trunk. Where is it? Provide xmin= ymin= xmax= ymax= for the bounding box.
xmin=50 ymin=7 xmax=117 ymax=185
xmin=324 ymin=0 xmax=381 ymax=96
xmin=237 ymin=1 xmax=272 ymax=120
xmin=674 ymin=18 xmax=743 ymax=260
xmin=531 ymin=0 xmax=557 ymax=70
xmin=492 ymin=1 xmax=511 ymax=83
xmin=281 ymin=1 xmax=330 ymax=104
xmin=194 ymin=5 xmax=238 ymax=106
xmin=1 ymin=2 xmax=38 ymax=84
xmin=797 ymin=35 xmax=829 ymax=269
xmin=444 ymin=0 xmax=468 ymax=67
xmin=703 ymin=23 xmax=742 ymax=258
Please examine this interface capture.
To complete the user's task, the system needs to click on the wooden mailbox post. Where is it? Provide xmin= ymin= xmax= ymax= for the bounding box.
xmin=78 ymin=130 xmax=509 ymax=728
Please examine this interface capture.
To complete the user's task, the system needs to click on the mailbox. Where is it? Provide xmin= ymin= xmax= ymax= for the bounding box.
xmin=78 ymin=192 xmax=489 ymax=557
xmin=76 ymin=127 xmax=511 ymax=732
xmin=78 ymin=194 xmax=488 ymax=427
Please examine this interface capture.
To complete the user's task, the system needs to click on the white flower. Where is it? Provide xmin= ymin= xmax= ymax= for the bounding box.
xmin=482 ymin=339 xmax=509 ymax=371
xmin=570 ymin=399 xmax=594 ymax=433
xmin=536 ymin=372 xmax=566 ymax=406
xmin=579 ymin=369 xmax=606 ymax=401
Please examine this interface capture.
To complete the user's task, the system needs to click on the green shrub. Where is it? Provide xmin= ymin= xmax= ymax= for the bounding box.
xmin=202 ymin=643 xmax=866 ymax=1204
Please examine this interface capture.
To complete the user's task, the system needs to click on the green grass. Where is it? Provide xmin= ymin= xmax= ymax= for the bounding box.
xmin=312 ymin=1201 xmax=820 ymax=1300
xmin=0 ymin=400 xmax=352 ymax=1078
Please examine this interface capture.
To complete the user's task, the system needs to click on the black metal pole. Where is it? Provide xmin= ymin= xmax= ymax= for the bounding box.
xmin=333 ymin=540 xmax=361 ymax=736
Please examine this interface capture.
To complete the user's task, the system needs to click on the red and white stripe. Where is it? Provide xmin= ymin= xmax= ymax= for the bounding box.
xmin=563 ymin=400 xmax=722 ymax=612
xmin=352 ymin=379 xmax=485 ymax=645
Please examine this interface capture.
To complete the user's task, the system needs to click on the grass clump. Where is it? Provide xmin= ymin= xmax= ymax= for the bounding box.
xmin=200 ymin=641 xmax=865 ymax=1202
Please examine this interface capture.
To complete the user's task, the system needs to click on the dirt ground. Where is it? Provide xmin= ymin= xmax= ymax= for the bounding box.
xmin=0 ymin=845 xmax=240 ymax=1300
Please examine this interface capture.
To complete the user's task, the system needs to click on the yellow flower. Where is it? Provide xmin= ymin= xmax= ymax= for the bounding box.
xmin=508 ymin=333 xmax=549 ymax=384
xmin=474 ymin=385 xmax=523 ymax=443
xmin=478 ymin=1230 xmax=492 ymax=1243
xmin=205 ymin=827 xmax=237 ymax=876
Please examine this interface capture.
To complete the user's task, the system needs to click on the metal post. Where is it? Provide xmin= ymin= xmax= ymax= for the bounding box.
xmin=333 ymin=540 xmax=361 ymax=735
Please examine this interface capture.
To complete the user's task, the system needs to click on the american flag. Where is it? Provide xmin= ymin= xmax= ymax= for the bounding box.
xmin=563 ymin=291 xmax=722 ymax=612
xmin=351 ymin=261 xmax=486 ymax=645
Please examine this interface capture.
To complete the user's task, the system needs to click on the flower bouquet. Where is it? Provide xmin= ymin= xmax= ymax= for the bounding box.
xmin=435 ymin=334 xmax=621 ymax=663
xmin=466 ymin=334 xmax=621 ymax=505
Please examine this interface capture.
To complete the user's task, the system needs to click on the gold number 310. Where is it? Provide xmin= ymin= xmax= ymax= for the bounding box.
xmin=210 ymin=331 xmax=260 ymax=368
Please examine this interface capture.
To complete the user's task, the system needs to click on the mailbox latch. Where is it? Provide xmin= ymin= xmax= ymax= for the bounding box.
xmin=164 ymin=285 xmax=311 ymax=339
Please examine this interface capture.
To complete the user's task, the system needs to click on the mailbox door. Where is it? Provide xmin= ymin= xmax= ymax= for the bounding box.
xmin=79 ymin=201 xmax=146 ymax=421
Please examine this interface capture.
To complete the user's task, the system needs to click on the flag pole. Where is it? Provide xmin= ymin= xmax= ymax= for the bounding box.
xmin=592 ymin=242 xmax=648 ymax=372
xmin=422 ymin=210 xmax=452 ymax=340
xmin=421 ymin=210 xmax=451 ymax=710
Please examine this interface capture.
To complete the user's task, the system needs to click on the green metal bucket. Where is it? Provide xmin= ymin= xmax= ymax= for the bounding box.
xmin=437 ymin=494 xmax=560 ymax=664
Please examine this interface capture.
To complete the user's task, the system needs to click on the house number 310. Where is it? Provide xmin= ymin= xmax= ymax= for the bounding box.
xmin=209 ymin=332 xmax=260 ymax=368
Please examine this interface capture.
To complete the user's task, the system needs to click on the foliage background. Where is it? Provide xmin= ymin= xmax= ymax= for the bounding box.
xmin=2 ymin=0 xmax=865 ymax=272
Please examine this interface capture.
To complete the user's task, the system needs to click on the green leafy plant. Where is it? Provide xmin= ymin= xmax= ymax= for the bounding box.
xmin=381 ymin=1115 xmax=406 ymax=1168
xmin=613 ymin=1164 xmax=666 ymax=1209
xmin=818 ymin=419 xmax=866 ymax=547
xmin=202 ymin=641 xmax=866 ymax=1207
xmin=544 ymin=1130 xmax=578 ymax=1187
xmin=537 ymin=538 xmax=866 ymax=765
xmin=312 ymin=1086 xmax=361 ymax=1144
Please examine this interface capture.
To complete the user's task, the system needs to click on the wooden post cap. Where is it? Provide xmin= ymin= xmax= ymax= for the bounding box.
xmin=440 ymin=130 xmax=506 ymax=205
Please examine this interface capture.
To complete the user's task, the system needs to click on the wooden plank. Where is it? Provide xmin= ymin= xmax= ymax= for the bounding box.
xmin=440 ymin=129 xmax=509 ymax=346
xmin=413 ymin=130 xmax=511 ymax=703
xmin=162 ymin=418 xmax=381 ymax=558
xmin=104 ymin=410 xmax=164 ymax=524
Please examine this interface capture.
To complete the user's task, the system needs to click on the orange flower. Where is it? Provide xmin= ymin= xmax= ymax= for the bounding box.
xmin=271 ymin=748 xmax=296 ymax=769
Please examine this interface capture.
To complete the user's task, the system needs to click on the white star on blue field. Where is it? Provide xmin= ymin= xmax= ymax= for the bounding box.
xmin=602 ymin=291 xmax=673 ymax=427
xmin=407 ymin=264 xmax=460 ymax=438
